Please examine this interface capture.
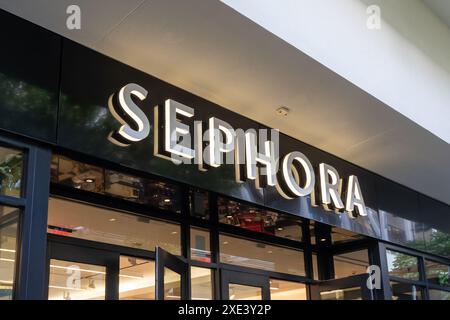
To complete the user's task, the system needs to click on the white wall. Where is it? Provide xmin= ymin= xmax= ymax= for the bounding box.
xmin=222 ymin=0 xmax=450 ymax=143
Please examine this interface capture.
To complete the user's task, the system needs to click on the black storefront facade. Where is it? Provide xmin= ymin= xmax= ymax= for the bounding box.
xmin=0 ymin=9 xmax=449 ymax=300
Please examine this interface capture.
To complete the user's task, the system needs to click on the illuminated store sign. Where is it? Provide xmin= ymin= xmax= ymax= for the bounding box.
xmin=107 ymin=83 xmax=367 ymax=217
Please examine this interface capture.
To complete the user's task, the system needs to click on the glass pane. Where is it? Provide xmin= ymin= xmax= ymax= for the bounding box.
xmin=191 ymin=267 xmax=213 ymax=300
xmin=51 ymin=155 xmax=182 ymax=212
xmin=48 ymin=259 xmax=106 ymax=300
xmin=219 ymin=234 xmax=305 ymax=276
xmin=53 ymin=156 xmax=104 ymax=193
xmin=320 ymin=287 xmax=362 ymax=300
xmin=164 ymin=267 xmax=181 ymax=300
xmin=0 ymin=146 xmax=23 ymax=197
xmin=312 ymin=253 xmax=319 ymax=280
xmin=229 ymin=283 xmax=262 ymax=300
xmin=270 ymin=279 xmax=307 ymax=300
xmin=386 ymin=249 xmax=420 ymax=280
xmin=428 ymin=289 xmax=450 ymax=300
xmin=425 ymin=260 xmax=449 ymax=287
xmin=48 ymin=197 xmax=181 ymax=255
xmin=190 ymin=189 xmax=209 ymax=220
xmin=331 ymin=227 xmax=364 ymax=244
xmin=333 ymin=250 xmax=369 ymax=279
xmin=119 ymin=256 xmax=155 ymax=300
xmin=390 ymin=281 xmax=423 ymax=300
xmin=105 ymin=170 xmax=181 ymax=212
xmin=0 ymin=208 xmax=19 ymax=300
xmin=190 ymin=228 xmax=211 ymax=263
xmin=218 ymin=198 xmax=302 ymax=241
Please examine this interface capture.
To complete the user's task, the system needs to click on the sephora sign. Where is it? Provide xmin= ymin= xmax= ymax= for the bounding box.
xmin=107 ymin=83 xmax=367 ymax=218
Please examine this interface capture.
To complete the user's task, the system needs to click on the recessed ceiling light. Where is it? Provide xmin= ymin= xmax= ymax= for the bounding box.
xmin=223 ymin=241 xmax=229 ymax=245
xmin=109 ymin=218 xmax=117 ymax=222
xmin=320 ymin=238 xmax=327 ymax=242
xmin=171 ymin=231 xmax=178 ymax=235
xmin=276 ymin=106 xmax=289 ymax=116
xmin=85 ymin=178 xmax=95 ymax=183
xmin=267 ymin=250 xmax=273 ymax=254
xmin=277 ymin=227 xmax=284 ymax=231
xmin=164 ymin=198 xmax=171 ymax=203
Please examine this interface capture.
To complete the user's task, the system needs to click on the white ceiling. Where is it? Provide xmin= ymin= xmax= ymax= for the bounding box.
xmin=425 ymin=0 xmax=450 ymax=28
xmin=1 ymin=0 xmax=450 ymax=205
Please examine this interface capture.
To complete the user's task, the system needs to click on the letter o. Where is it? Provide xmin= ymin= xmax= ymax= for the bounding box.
xmin=278 ymin=151 xmax=315 ymax=198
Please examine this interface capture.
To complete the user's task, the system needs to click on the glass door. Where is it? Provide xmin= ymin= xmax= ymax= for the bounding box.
xmin=221 ymin=270 xmax=270 ymax=300
xmin=46 ymin=241 xmax=119 ymax=300
xmin=309 ymin=274 xmax=374 ymax=300
xmin=155 ymin=247 xmax=188 ymax=300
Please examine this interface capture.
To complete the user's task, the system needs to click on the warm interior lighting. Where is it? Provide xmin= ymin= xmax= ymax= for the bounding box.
xmin=50 ymin=264 xmax=143 ymax=279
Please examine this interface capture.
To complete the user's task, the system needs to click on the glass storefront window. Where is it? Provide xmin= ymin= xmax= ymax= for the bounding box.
xmin=48 ymin=259 xmax=106 ymax=300
xmin=312 ymin=253 xmax=319 ymax=280
xmin=0 ymin=206 xmax=19 ymax=300
xmin=270 ymin=279 xmax=307 ymax=300
xmin=47 ymin=197 xmax=181 ymax=255
xmin=320 ymin=287 xmax=362 ymax=300
xmin=390 ymin=281 xmax=423 ymax=300
xmin=428 ymin=289 xmax=450 ymax=300
xmin=218 ymin=198 xmax=302 ymax=242
xmin=51 ymin=155 xmax=182 ymax=213
xmin=191 ymin=267 xmax=213 ymax=300
xmin=164 ymin=267 xmax=181 ymax=300
xmin=190 ymin=189 xmax=209 ymax=220
xmin=0 ymin=146 xmax=23 ymax=197
xmin=219 ymin=234 xmax=305 ymax=276
xmin=228 ymin=283 xmax=262 ymax=300
xmin=331 ymin=227 xmax=364 ymax=244
xmin=119 ymin=256 xmax=155 ymax=300
xmin=190 ymin=228 xmax=211 ymax=263
xmin=425 ymin=260 xmax=449 ymax=287
xmin=333 ymin=250 xmax=369 ymax=279
xmin=386 ymin=249 xmax=420 ymax=281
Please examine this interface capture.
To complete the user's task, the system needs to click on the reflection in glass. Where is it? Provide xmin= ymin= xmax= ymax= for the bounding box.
xmin=0 ymin=146 xmax=23 ymax=197
xmin=320 ymin=287 xmax=362 ymax=300
xmin=219 ymin=234 xmax=305 ymax=276
xmin=229 ymin=283 xmax=262 ymax=300
xmin=191 ymin=267 xmax=213 ymax=300
xmin=333 ymin=250 xmax=369 ymax=279
xmin=48 ymin=259 xmax=106 ymax=300
xmin=390 ymin=281 xmax=423 ymax=300
xmin=0 ymin=207 xmax=19 ymax=300
xmin=312 ymin=253 xmax=319 ymax=280
xmin=218 ymin=198 xmax=302 ymax=241
xmin=379 ymin=210 xmax=425 ymax=248
xmin=270 ymin=279 xmax=307 ymax=300
xmin=119 ymin=256 xmax=155 ymax=300
xmin=425 ymin=260 xmax=449 ymax=287
xmin=164 ymin=267 xmax=181 ymax=300
xmin=190 ymin=228 xmax=211 ymax=263
xmin=331 ymin=227 xmax=364 ymax=244
xmin=386 ymin=250 xmax=420 ymax=280
xmin=190 ymin=189 xmax=209 ymax=220
xmin=51 ymin=155 xmax=182 ymax=212
xmin=423 ymin=228 xmax=450 ymax=258
xmin=47 ymin=197 xmax=181 ymax=255
xmin=428 ymin=289 xmax=450 ymax=300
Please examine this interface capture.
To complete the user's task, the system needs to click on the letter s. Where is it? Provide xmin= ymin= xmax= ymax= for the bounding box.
xmin=108 ymin=83 xmax=150 ymax=146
